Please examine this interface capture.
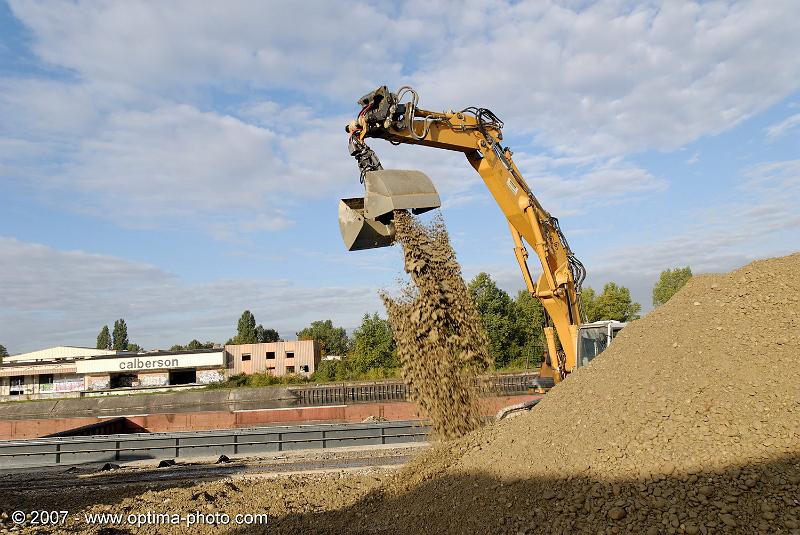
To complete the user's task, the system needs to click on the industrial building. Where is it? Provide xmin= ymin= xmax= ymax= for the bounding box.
xmin=225 ymin=341 xmax=320 ymax=376
xmin=0 ymin=340 xmax=320 ymax=401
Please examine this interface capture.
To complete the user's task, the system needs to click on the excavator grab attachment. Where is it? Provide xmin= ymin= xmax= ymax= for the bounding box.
xmin=339 ymin=169 xmax=440 ymax=251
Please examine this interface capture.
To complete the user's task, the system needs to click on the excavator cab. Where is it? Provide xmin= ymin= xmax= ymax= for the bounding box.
xmin=339 ymin=169 xmax=441 ymax=251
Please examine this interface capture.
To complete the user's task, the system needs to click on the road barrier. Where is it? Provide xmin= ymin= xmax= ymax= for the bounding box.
xmin=0 ymin=420 xmax=429 ymax=469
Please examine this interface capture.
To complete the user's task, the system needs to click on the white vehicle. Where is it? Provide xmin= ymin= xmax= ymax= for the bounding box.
xmin=576 ymin=320 xmax=627 ymax=368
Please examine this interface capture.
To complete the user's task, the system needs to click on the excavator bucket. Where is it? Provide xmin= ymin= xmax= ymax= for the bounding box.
xmin=339 ymin=169 xmax=440 ymax=251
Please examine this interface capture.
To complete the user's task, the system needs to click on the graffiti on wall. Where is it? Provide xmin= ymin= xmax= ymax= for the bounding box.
xmin=198 ymin=370 xmax=225 ymax=384
xmin=54 ymin=375 xmax=85 ymax=392
xmin=88 ymin=377 xmax=110 ymax=390
xmin=139 ymin=373 xmax=169 ymax=387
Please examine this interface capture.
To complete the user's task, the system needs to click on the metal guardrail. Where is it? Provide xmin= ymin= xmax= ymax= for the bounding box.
xmin=290 ymin=372 xmax=542 ymax=405
xmin=0 ymin=421 xmax=429 ymax=469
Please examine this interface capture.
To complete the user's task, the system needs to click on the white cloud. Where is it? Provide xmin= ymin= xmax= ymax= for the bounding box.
xmin=56 ymin=105 xmax=293 ymax=233
xmin=11 ymin=0 xmax=800 ymax=159
xmin=6 ymin=1 xmax=800 ymax=239
xmin=410 ymin=1 xmax=800 ymax=156
xmin=7 ymin=0 xmax=418 ymax=99
xmin=512 ymin=153 xmax=668 ymax=215
xmin=590 ymin=159 xmax=800 ymax=278
xmin=5 ymin=103 xmax=361 ymax=237
xmin=0 ymin=237 xmax=381 ymax=354
xmin=765 ymin=113 xmax=800 ymax=140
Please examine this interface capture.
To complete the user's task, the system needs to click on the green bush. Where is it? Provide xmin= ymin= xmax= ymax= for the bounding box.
xmin=204 ymin=371 xmax=309 ymax=389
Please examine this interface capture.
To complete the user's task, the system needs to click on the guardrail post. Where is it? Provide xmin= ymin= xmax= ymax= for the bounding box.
xmin=380 ymin=426 xmax=386 ymax=445
xmin=175 ymin=437 xmax=180 ymax=458
xmin=277 ymin=433 xmax=283 ymax=452
xmin=55 ymin=443 xmax=61 ymax=465
xmin=233 ymin=434 xmax=238 ymax=455
xmin=115 ymin=440 xmax=120 ymax=461
xmin=322 ymin=430 xmax=327 ymax=449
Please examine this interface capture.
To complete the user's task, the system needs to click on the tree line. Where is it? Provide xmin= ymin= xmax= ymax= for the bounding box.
xmin=81 ymin=266 xmax=691 ymax=376
xmin=311 ymin=266 xmax=692 ymax=379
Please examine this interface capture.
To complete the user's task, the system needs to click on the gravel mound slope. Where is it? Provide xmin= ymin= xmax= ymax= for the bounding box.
xmin=284 ymin=253 xmax=800 ymax=534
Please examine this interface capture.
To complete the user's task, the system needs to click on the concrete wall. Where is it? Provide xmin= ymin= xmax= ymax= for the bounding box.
xmin=225 ymin=341 xmax=320 ymax=376
xmin=0 ymin=395 xmax=541 ymax=440
xmin=0 ymin=385 xmax=301 ymax=421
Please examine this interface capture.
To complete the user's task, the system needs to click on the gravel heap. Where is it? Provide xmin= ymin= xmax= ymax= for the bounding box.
xmin=291 ymin=252 xmax=799 ymax=534
xmin=381 ymin=211 xmax=491 ymax=439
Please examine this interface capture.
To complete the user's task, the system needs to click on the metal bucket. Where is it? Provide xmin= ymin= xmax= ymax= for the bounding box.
xmin=339 ymin=169 xmax=441 ymax=251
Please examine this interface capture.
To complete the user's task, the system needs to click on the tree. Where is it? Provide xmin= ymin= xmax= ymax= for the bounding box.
xmin=226 ymin=310 xmax=280 ymax=345
xmin=0 ymin=344 xmax=8 ymax=363
xmin=349 ymin=313 xmax=396 ymax=374
xmin=652 ymin=266 xmax=692 ymax=307
xmin=255 ymin=325 xmax=281 ymax=343
xmin=583 ymin=282 xmax=641 ymax=322
xmin=468 ymin=272 xmax=517 ymax=367
xmin=112 ymin=319 xmax=129 ymax=350
xmin=186 ymin=339 xmax=204 ymax=350
xmin=312 ymin=359 xmax=350 ymax=382
xmin=581 ymin=287 xmax=597 ymax=320
xmin=512 ymin=290 xmax=546 ymax=367
xmin=96 ymin=325 xmax=111 ymax=350
xmin=127 ymin=342 xmax=141 ymax=353
xmin=171 ymin=340 xmax=216 ymax=351
xmin=235 ymin=310 xmax=258 ymax=344
xmin=297 ymin=320 xmax=350 ymax=356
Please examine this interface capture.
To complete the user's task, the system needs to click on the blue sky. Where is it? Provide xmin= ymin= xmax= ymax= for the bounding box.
xmin=1 ymin=1 xmax=799 ymax=354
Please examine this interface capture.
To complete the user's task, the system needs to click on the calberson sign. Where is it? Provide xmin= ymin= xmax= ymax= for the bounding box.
xmin=75 ymin=351 xmax=224 ymax=374
xmin=118 ymin=357 xmax=179 ymax=370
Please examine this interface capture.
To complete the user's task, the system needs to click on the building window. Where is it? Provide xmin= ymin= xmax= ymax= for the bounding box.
xmin=242 ymin=354 xmax=251 ymax=361
xmin=10 ymin=376 xmax=24 ymax=396
xmin=286 ymin=352 xmax=295 ymax=359
xmin=285 ymin=366 xmax=295 ymax=374
xmin=266 ymin=351 xmax=276 ymax=360
xmin=300 ymin=365 xmax=309 ymax=373
xmin=39 ymin=374 xmax=54 ymax=392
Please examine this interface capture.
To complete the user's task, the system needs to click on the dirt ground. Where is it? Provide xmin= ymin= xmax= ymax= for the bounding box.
xmin=2 ymin=253 xmax=799 ymax=534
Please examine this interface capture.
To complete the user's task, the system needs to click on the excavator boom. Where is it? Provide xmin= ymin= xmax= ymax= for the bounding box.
xmin=339 ymin=86 xmax=585 ymax=382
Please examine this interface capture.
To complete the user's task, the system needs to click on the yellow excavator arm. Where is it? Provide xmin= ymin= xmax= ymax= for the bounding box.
xmin=341 ymin=86 xmax=586 ymax=382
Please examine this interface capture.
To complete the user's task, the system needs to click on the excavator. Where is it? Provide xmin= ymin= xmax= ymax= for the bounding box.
xmin=338 ymin=85 xmax=598 ymax=386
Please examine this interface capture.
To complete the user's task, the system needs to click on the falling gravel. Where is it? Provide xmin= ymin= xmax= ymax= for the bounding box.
xmin=381 ymin=211 xmax=491 ymax=440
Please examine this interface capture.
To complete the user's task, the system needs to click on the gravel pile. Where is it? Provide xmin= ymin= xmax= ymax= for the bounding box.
xmin=382 ymin=211 xmax=491 ymax=440
xmin=286 ymin=253 xmax=800 ymax=534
